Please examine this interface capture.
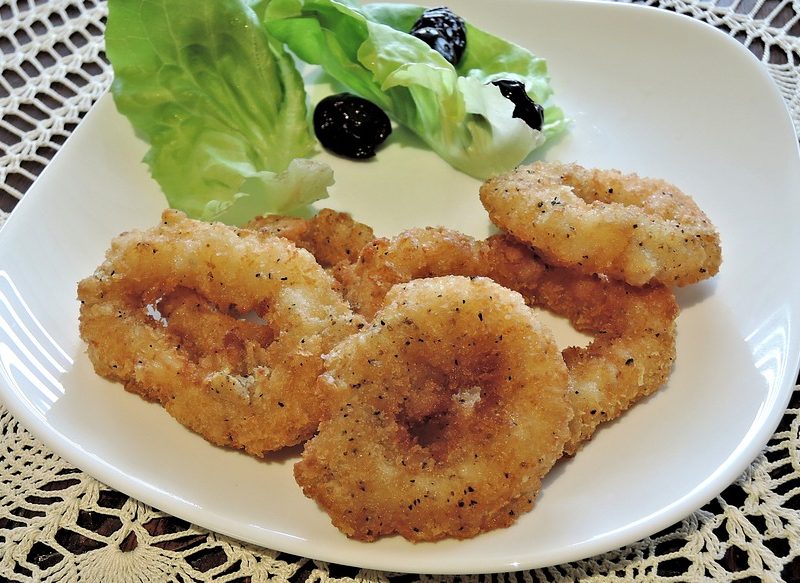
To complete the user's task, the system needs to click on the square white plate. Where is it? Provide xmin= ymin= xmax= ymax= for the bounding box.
xmin=1 ymin=0 xmax=799 ymax=574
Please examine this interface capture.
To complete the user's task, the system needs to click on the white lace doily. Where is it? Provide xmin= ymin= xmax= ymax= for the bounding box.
xmin=1 ymin=0 xmax=800 ymax=581
xmin=2 ymin=390 xmax=798 ymax=582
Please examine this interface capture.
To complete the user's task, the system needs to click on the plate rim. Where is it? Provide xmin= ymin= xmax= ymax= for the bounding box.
xmin=1 ymin=0 xmax=800 ymax=574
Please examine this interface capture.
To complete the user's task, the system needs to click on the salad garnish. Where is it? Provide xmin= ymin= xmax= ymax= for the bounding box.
xmin=106 ymin=0 xmax=568 ymax=224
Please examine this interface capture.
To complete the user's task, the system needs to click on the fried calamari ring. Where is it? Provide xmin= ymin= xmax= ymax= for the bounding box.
xmin=295 ymin=276 xmax=572 ymax=541
xmin=333 ymin=227 xmax=484 ymax=319
xmin=337 ymin=227 xmax=678 ymax=454
xmin=78 ymin=210 xmax=364 ymax=456
xmin=485 ymin=236 xmax=678 ymax=455
xmin=479 ymin=161 xmax=722 ymax=286
xmin=244 ymin=208 xmax=374 ymax=268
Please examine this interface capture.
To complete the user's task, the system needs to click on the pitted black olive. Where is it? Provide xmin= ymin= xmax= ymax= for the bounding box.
xmin=313 ymin=93 xmax=392 ymax=159
xmin=491 ymin=79 xmax=545 ymax=131
xmin=410 ymin=6 xmax=467 ymax=66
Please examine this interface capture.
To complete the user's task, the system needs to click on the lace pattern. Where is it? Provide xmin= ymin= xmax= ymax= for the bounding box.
xmin=1 ymin=0 xmax=800 ymax=580
xmin=2 ymin=389 xmax=799 ymax=581
xmin=0 ymin=0 xmax=111 ymax=225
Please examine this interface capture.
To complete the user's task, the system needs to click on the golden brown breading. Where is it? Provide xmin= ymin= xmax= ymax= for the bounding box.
xmin=479 ymin=161 xmax=721 ymax=286
xmin=78 ymin=210 xmax=364 ymax=456
xmin=485 ymin=236 xmax=678 ymax=454
xmin=333 ymin=226 xmax=484 ymax=319
xmin=244 ymin=208 xmax=374 ymax=268
xmin=295 ymin=276 xmax=572 ymax=541
xmin=336 ymin=228 xmax=678 ymax=455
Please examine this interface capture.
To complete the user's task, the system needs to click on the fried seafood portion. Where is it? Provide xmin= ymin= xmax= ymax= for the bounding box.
xmin=78 ymin=210 xmax=364 ymax=456
xmin=486 ymin=236 xmax=679 ymax=455
xmin=479 ymin=161 xmax=721 ymax=286
xmin=333 ymin=226 xmax=485 ymax=319
xmin=337 ymin=227 xmax=678 ymax=454
xmin=244 ymin=208 xmax=374 ymax=268
xmin=295 ymin=276 xmax=572 ymax=541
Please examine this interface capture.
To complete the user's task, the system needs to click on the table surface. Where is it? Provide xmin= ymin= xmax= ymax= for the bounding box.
xmin=2 ymin=0 xmax=800 ymax=581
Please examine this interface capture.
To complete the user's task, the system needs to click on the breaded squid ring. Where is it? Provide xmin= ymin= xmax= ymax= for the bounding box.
xmin=294 ymin=276 xmax=572 ymax=541
xmin=479 ymin=161 xmax=721 ymax=286
xmin=333 ymin=226 xmax=484 ymax=319
xmin=78 ymin=210 xmax=364 ymax=456
xmin=244 ymin=208 xmax=375 ymax=268
xmin=486 ymin=236 xmax=678 ymax=455
xmin=336 ymin=228 xmax=678 ymax=454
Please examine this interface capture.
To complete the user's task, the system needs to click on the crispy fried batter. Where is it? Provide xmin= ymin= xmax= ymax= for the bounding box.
xmin=156 ymin=287 xmax=275 ymax=374
xmin=485 ymin=236 xmax=678 ymax=454
xmin=78 ymin=210 xmax=364 ymax=456
xmin=333 ymin=227 xmax=484 ymax=319
xmin=295 ymin=276 xmax=572 ymax=541
xmin=244 ymin=208 xmax=374 ymax=268
xmin=77 ymin=159 xmax=705 ymax=542
xmin=337 ymin=227 xmax=678 ymax=454
xmin=480 ymin=161 xmax=722 ymax=286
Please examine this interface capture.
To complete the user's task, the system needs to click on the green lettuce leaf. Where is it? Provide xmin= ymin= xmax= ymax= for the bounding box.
xmin=261 ymin=0 xmax=568 ymax=179
xmin=105 ymin=0 xmax=333 ymax=224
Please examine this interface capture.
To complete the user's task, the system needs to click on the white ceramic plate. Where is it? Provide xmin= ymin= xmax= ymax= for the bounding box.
xmin=1 ymin=0 xmax=799 ymax=574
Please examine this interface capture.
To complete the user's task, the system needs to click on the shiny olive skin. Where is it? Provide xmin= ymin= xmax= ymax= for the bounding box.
xmin=491 ymin=79 xmax=545 ymax=131
xmin=410 ymin=6 xmax=467 ymax=66
xmin=313 ymin=93 xmax=392 ymax=159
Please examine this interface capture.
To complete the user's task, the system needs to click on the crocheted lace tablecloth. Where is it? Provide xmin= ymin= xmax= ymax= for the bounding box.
xmin=1 ymin=1 xmax=799 ymax=581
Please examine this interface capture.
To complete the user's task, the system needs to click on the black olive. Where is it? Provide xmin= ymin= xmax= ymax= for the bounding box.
xmin=313 ymin=93 xmax=392 ymax=159
xmin=491 ymin=79 xmax=545 ymax=131
xmin=410 ymin=6 xmax=467 ymax=67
